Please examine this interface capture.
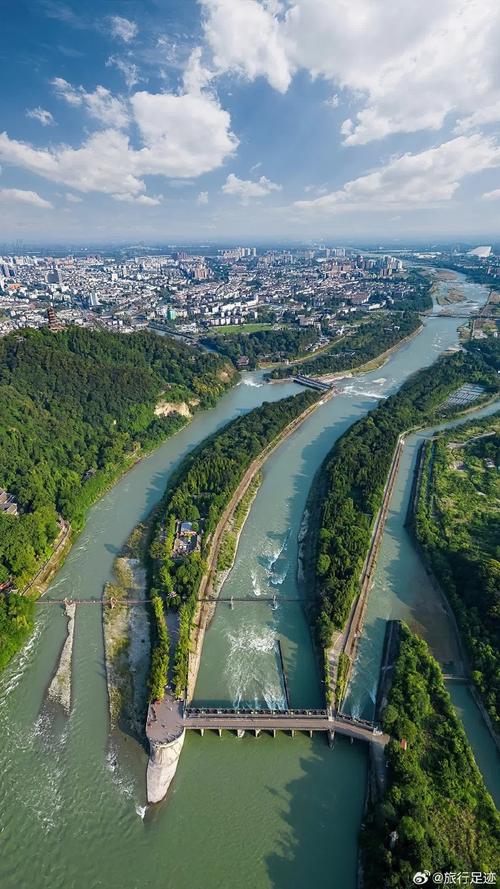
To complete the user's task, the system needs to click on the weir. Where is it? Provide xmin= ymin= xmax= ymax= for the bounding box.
xmin=146 ymin=700 xmax=388 ymax=748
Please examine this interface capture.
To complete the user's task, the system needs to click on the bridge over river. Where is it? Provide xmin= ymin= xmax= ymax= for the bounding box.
xmin=146 ymin=698 xmax=390 ymax=747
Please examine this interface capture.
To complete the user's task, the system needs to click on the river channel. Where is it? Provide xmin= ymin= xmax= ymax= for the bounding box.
xmin=0 ymin=274 xmax=496 ymax=889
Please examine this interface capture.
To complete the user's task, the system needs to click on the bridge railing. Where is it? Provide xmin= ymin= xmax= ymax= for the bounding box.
xmin=185 ymin=707 xmax=328 ymax=718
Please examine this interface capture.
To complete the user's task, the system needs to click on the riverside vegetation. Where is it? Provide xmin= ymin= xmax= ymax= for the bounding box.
xmin=202 ymin=327 xmax=318 ymax=369
xmin=147 ymin=390 xmax=320 ymax=701
xmin=414 ymin=415 xmax=500 ymax=732
xmin=269 ymin=312 xmax=421 ymax=379
xmin=311 ymin=343 xmax=500 ymax=650
xmin=361 ymin=624 xmax=500 ymax=888
xmin=0 ymin=327 xmax=235 ymax=671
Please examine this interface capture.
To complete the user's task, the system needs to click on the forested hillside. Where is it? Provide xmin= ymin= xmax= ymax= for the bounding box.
xmin=0 ymin=327 xmax=235 ymax=669
xmin=362 ymin=625 xmax=499 ymax=888
xmin=202 ymin=326 xmax=318 ymax=368
xmin=269 ymin=312 xmax=420 ymax=379
xmin=312 ymin=348 xmax=499 ymax=646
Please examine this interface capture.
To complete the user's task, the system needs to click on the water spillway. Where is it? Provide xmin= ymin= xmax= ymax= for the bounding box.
xmin=0 ymin=273 xmax=496 ymax=889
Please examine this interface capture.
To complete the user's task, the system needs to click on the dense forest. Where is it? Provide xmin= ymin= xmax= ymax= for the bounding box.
xmin=269 ymin=312 xmax=421 ymax=379
xmin=312 ymin=347 xmax=499 ymax=646
xmin=147 ymin=390 xmax=319 ymax=700
xmin=0 ymin=327 xmax=235 ymax=670
xmin=414 ymin=417 xmax=500 ymax=731
xmin=361 ymin=625 xmax=500 ymax=888
xmin=201 ymin=326 xmax=318 ymax=368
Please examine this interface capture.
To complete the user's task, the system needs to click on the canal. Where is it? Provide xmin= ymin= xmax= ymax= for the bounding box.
xmin=0 ymin=274 xmax=496 ymax=889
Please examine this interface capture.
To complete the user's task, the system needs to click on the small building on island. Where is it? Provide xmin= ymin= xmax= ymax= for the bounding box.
xmin=172 ymin=521 xmax=201 ymax=560
xmin=0 ymin=488 xmax=18 ymax=516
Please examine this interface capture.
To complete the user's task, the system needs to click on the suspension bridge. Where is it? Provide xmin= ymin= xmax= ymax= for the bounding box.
xmin=33 ymin=595 xmax=312 ymax=607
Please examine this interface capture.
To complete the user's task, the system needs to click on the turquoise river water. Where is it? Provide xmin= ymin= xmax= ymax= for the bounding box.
xmin=0 ymin=274 xmax=498 ymax=889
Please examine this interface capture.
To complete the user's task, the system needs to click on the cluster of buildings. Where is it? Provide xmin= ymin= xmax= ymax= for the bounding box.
xmin=0 ymin=246 xmax=433 ymax=341
xmin=171 ymin=521 xmax=200 ymax=560
xmin=0 ymin=488 xmax=18 ymax=516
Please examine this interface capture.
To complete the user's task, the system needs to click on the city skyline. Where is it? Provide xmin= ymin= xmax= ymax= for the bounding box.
xmin=2 ymin=0 xmax=500 ymax=242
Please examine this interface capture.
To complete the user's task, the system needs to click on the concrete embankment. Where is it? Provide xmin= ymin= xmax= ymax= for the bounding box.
xmin=147 ymin=732 xmax=186 ymax=804
xmin=47 ymin=601 xmax=76 ymax=713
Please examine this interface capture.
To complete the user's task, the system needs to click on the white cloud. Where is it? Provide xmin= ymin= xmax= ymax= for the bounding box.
xmin=26 ymin=107 xmax=55 ymax=126
xmin=0 ymin=188 xmax=53 ymax=208
xmin=183 ymin=48 xmax=214 ymax=94
xmin=222 ymin=172 xmax=281 ymax=202
xmin=200 ymin=0 xmax=292 ymax=92
xmin=109 ymin=15 xmax=138 ymax=43
xmin=52 ymin=78 xmax=130 ymax=128
xmin=294 ymin=135 xmax=500 ymax=212
xmin=65 ymin=192 xmax=82 ymax=203
xmin=0 ymin=129 xmax=144 ymax=195
xmin=482 ymin=188 xmax=500 ymax=201
xmin=113 ymin=193 xmax=163 ymax=206
xmin=131 ymin=89 xmax=237 ymax=177
xmin=0 ymin=83 xmax=236 ymax=195
xmin=201 ymin=0 xmax=500 ymax=145
xmin=197 ymin=191 xmax=209 ymax=204
xmin=106 ymin=55 xmax=140 ymax=89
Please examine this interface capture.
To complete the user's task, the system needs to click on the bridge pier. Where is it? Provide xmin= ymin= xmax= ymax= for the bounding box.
xmin=309 ymin=729 xmax=313 ymax=738
xmin=199 ymin=728 xmax=204 ymax=737
xmin=328 ymin=729 xmax=335 ymax=748
xmin=217 ymin=728 xmax=222 ymax=738
xmin=290 ymin=729 xmax=295 ymax=739
xmin=272 ymin=729 xmax=276 ymax=738
xmin=254 ymin=729 xmax=260 ymax=738
xmin=237 ymin=729 xmax=245 ymax=739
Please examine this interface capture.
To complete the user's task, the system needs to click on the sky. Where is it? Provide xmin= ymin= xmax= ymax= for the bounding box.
xmin=1 ymin=0 xmax=500 ymax=244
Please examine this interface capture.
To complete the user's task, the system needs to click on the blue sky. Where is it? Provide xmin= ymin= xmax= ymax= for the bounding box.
xmin=1 ymin=0 xmax=500 ymax=243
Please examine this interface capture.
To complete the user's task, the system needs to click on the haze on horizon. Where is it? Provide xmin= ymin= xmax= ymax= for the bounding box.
xmin=2 ymin=0 xmax=500 ymax=243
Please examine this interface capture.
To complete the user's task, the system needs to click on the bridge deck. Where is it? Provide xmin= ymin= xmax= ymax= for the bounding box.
xmin=146 ymin=698 xmax=389 ymax=747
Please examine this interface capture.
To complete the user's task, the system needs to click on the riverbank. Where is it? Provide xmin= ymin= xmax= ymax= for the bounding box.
xmin=22 ymin=519 xmax=72 ymax=599
xmin=268 ymin=321 xmax=424 ymax=385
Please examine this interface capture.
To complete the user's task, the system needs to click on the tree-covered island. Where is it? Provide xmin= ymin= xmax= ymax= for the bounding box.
xmin=146 ymin=390 xmax=320 ymax=701
xmin=310 ymin=341 xmax=500 ymax=650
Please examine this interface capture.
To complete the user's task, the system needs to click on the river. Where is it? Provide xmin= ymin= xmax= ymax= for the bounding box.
xmin=0 ymin=274 xmax=496 ymax=889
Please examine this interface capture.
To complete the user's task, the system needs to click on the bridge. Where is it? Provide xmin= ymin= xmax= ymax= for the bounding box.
xmin=431 ymin=312 xmax=498 ymax=320
xmin=146 ymin=698 xmax=389 ymax=747
xmin=293 ymin=374 xmax=332 ymax=392
xmin=33 ymin=595 xmax=312 ymax=607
